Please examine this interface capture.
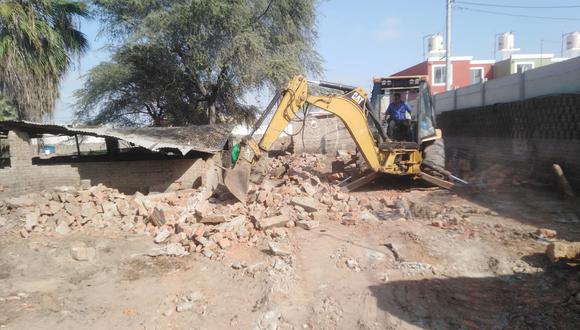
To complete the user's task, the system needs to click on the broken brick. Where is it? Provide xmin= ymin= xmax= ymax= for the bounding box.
xmin=200 ymin=214 xmax=226 ymax=224
xmin=290 ymin=197 xmax=319 ymax=213
xmin=254 ymin=214 xmax=289 ymax=230
xmin=218 ymin=238 xmax=231 ymax=249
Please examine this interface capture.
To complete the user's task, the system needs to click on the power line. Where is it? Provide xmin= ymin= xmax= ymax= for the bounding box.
xmin=453 ymin=5 xmax=580 ymax=21
xmin=455 ymin=1 xmax=580 ymax=9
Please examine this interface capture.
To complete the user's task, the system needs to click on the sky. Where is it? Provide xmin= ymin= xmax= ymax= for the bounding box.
xmin=53 ymin=0 xmax=580 ymax=123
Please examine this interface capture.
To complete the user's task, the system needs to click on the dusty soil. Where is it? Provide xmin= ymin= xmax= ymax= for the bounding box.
xmin=1 ymin=177 xmax=580 ymax=329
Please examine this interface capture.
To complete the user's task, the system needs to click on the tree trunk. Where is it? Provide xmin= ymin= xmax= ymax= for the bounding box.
xmin=208 ymin=102 xmax=216 ymax=124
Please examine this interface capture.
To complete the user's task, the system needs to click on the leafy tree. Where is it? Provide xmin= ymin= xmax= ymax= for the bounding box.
xmin=0 ymin=0 xmax=89 ymax=121
xmin=75 ymin=44 xmax=206 ymax=126
xmin=90 ymin=0 xmax=322 ymax=124
xmin=0 ymin=95 xmax=17 ymax=121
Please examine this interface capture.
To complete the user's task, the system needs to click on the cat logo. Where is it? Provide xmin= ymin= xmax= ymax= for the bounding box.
xmin=344 ymin=90 xmax=366 ymax=110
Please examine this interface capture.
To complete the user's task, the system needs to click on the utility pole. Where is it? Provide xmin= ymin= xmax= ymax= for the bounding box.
xmin=445 ymin=0 xmax=452 ymax=91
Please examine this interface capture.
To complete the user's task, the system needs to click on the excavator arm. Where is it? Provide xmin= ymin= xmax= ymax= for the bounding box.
xmin=225 ymin=75 xmax=385 ymax=201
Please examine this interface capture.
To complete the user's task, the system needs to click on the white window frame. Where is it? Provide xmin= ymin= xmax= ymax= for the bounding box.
xmin=469 ymin=67 xmax=485 ymax=84
xmin=432 ymin=64 xmax=452 ymax=86
xmin=515 ymin=62 xmax=534 ymax=74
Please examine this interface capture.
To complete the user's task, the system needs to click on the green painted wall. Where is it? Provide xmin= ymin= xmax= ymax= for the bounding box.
xmin=494 ymin=57 xmax=555 ymax=78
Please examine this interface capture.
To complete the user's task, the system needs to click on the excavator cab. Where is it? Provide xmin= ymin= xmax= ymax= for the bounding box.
xmin=370 ymin=75 xmax=439 ymax=144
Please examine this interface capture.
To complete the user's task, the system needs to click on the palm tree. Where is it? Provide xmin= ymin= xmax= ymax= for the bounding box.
xmin=0 ymin=0 xmax=89 ymax=121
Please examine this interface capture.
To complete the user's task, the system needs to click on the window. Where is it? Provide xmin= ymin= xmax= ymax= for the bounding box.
xmin=470 ymin=67 xmax=484 ymax=84
xmin=432 ymin=65 xmax=447 ymax=85
xmin=516 ymin=62 xmax=534 ymax=74
xmin=0 ymin=132 xmax=10 ymax=169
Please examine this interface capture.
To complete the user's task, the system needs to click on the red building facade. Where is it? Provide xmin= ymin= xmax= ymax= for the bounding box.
xmin=392 ymin=56 xmax=495 ymax=94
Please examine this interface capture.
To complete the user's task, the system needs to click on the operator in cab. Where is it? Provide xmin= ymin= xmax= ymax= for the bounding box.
xmin=385 ymin=93 xmax=412 ymax=141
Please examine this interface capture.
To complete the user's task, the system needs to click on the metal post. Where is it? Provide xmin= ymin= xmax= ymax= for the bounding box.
xmin=445 ymin=0 xmax=452 ymax=91
xmin=74 ymin=134 xmax=81 ymax=156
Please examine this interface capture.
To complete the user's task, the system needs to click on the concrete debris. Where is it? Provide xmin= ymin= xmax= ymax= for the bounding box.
xmin=154 ymin=226 xmax=173 ymax=244
xmin=0 ymin=153 xmax=472 ymax=261
xmin=290 ymin=196 xmax=320 ymax=212
xmin=296 ymin=220 xmax=319 ymax=230
xmin=255 ymin=214 xmax=289 ymax=230
xmin=267 ymin=241 xmax=292 ymax=256
xmin=148 ymin=243 xmax=189 ymax=257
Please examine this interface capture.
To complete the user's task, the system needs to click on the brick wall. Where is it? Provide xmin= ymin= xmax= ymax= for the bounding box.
xmin=0 ymin=131 xmax=220 ymax=198
xmin=438 ymin=94 xmax=580 ymax=189
xmin=293 ymin=115 xmax=357 ymax=154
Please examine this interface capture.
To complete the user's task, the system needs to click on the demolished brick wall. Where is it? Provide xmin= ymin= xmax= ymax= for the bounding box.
xmin=0 ymin=131 xmax=221 ymax=198
xmin=292 ymin=115 xmax=357 ymax=154
xmin=438 ymin=94 xmax=580 ymax=189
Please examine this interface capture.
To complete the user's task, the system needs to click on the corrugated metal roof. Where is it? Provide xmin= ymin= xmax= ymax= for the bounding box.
xmin=0 ymin=121 xmax=232 ymax=155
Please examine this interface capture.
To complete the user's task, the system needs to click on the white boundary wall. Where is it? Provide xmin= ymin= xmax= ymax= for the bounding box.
xmin=434 ymin=56 xmax=580 ymax=113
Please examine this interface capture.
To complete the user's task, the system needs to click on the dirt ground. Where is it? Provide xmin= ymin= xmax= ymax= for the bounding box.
xmin=1 ymin=171 xmax=580 ymax=329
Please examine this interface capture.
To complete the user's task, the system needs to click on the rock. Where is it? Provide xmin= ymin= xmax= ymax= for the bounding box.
xmin=80 ymin=203 xmax=97 ymax=219
xmin=115 ymin=200 xmax=132 ymax=216
xmin=546 ymin=241 xmax=580 ymax=262
xmin=70 ymin=242 xmax=96 ymax=262
xmin=193 ymin=199 xmax=211 ymax=217
xmin=341 ymin=217 xmax=357 ymax=226
xmin=149 ymin=205 xmax=175 ymax=226
xmin=345 ymin=258 xmax=360 ymax=271
xmin=23 ymin=213 xmax=39 ymax=232
xmin=200 ymin=214 xmax=226 ymax=224
xmin=231 ymin=261 xmax=243 ymax=269
xmin=154 ymin=226 xmax=173 ymax=244
xmin=271 ymin=227 xmax=287 ymax=238
xmin=187 ymin=291 xmax=204 ymax=302
xmin=47 ymin=201 xmax=63 ymax=214
xmin=55 ymin=221 xmax=71 ymax=235
xmin=267 ymin=241 xmax=292 ymax=256
xmin=176 ymin=302 xmax=194 ymax=312
xmin=536 ymin=228 xmax=557 ymax=238
xmin=296 ymin=220 xmax=319 ymax=230
xmin=195 ymin=236 xmax=210 ymax=247
xmin=257 ymin=310 xmax=282 ymax=330
xmin=218 ymin=238 xmax=231 ymax=249
xmin=19 ymin=229 xmax=29 ymax=238
xmin=334 ymin=192 xmax=349 ymax=201
xmin=290 ymin=196 xmax=319 ymax=212
xmin=201 ymin=249 xmax=214 ymax=258
xmin=64 ymin=204 xmax=81 ymax=218
xmin=254 ymin=214 xmax=289 ymax=230
xmin=302 ymin=183 xmax=318 ymax=196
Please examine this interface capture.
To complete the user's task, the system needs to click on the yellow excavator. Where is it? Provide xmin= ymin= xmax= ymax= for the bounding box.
xmin=225 ymin=75 xmax=465 ymax=202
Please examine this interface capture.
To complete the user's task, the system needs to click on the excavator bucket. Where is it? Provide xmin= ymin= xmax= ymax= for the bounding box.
xmin=224 ymin=159 xmax=252 ymax=203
